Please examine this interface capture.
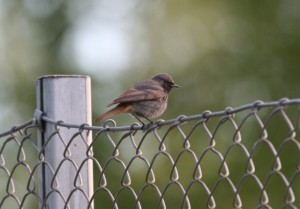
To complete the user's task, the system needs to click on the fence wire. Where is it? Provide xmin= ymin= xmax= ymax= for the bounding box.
xmin=1 ymin=98 xmax=300 ymax=209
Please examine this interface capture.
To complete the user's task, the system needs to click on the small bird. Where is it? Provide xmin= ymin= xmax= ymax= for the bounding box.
xmin=95 ymin=73 xmax=179 ymax=124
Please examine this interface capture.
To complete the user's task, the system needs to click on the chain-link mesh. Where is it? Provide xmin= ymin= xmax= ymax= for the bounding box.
xmin=0 ymin=121 xmax=41 ymax=209
xmin=1 ymin=98 xmax=300 ymax=209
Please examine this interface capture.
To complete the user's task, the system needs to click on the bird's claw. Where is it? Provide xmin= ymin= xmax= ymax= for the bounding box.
xmin=141 ymin=122 xmax=154 ymax=131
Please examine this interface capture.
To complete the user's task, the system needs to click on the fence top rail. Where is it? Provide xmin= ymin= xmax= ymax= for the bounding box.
xmin=40 ymin=97 xmax=300 ymax=131
xmin=1 ymin=97 xmax=299 ymax=138
xmin=0 ymin=119 xmax=35 ymax=138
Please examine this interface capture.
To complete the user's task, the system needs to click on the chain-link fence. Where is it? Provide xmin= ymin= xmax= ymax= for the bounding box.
xmin=1 ymin=97 xmax=300 ymax=209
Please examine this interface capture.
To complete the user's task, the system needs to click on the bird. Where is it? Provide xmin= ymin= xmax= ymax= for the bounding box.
xmin=94 ymin=73 xmax=179 ymax=125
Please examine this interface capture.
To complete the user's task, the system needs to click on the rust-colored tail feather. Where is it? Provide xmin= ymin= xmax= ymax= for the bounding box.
xmin=94 ymin=104 xmax=130 ymax=122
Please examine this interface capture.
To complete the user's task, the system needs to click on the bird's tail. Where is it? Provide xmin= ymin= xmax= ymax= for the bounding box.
xmin=94 ymin=104 xmax=130 ymax=122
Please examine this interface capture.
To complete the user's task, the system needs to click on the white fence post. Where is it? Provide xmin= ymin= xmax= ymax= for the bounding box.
xmin=36 ymin=75 xmax=93 ymax=209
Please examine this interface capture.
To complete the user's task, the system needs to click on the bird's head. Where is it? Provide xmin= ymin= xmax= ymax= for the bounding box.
xmin=152 ymin=73 xmax=180 ymax=92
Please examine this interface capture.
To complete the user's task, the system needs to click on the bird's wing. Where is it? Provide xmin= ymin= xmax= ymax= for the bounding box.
xmin=107 ymin=89 xmax=165 ymax=106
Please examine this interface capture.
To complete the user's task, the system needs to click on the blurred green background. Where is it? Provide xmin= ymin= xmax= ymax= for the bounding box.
xmin=1 ymin=0 xmax=300 ymax=130
xmin=1 ymin=0 xmax=300 ymax=208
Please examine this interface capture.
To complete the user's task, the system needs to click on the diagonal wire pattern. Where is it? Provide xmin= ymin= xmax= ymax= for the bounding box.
xmin=0 ymin=98 xmax=300 ymax=208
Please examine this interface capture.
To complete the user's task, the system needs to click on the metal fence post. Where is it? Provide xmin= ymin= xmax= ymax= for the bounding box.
xmin=36 ymin=75 xmax=93 ymax=209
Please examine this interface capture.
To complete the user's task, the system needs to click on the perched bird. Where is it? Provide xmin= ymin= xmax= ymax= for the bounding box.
xmin=95 ymin=73 xmax=179 ymax=124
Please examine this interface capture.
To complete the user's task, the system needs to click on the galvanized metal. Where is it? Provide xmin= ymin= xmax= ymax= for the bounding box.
xmin=1 ymin=95 xmax=300 ymax=208
xmin=36 ymin=75 xmax=93 ymax=209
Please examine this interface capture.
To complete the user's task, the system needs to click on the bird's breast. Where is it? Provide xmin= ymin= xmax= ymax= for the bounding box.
xmin=132 ymin=98 xmax=168 ymax=118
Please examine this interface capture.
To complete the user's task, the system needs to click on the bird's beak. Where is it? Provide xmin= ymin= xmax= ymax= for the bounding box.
xmin=172 ymin=84 xmax=180 ymax=88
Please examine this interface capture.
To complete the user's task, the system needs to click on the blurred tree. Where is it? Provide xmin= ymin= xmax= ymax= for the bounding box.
xmin=0 ymin=0 xmax=72 ymax=129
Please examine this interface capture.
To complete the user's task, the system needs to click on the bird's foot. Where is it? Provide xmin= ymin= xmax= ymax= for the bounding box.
xmin=141 ymin=122 xmax=154 ymax=131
